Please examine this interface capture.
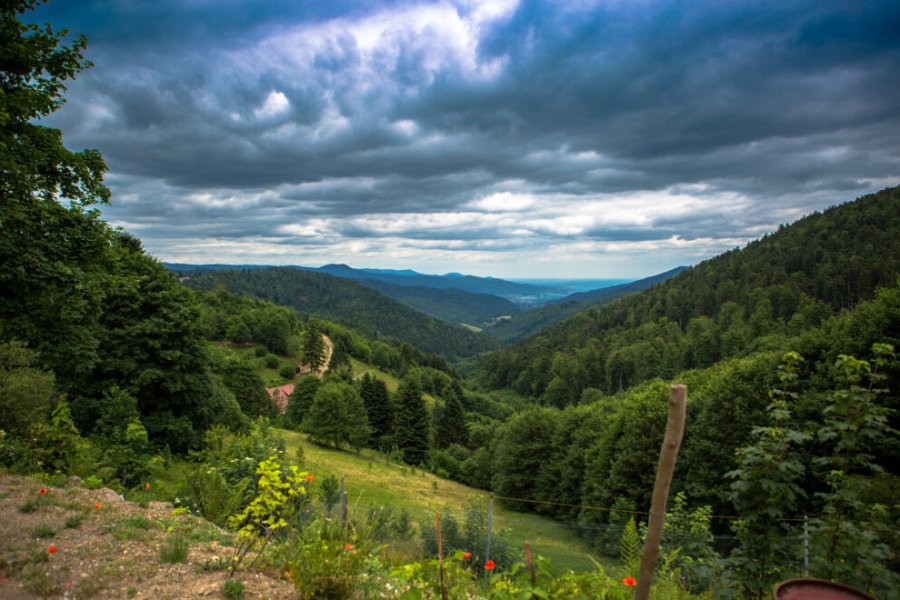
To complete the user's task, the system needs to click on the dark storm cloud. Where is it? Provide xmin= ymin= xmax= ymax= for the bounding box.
xmin=32 ymin=0 xmax=900 ymax=273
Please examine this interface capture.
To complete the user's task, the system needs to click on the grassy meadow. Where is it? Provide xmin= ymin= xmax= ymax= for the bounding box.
xmin=282 ymin=429 xmax=605 ymax=574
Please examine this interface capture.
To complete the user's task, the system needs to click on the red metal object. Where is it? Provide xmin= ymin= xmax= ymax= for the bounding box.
xmin=773 ymin=578 xmax=877 ymax=600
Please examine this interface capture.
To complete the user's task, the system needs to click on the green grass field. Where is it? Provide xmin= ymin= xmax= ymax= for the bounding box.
xmin=282 ymin=429 xmax=605 ymax=574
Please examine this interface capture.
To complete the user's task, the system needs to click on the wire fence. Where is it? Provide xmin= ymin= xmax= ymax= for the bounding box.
xmin=329 ymin=478 xmax=812 ymax=575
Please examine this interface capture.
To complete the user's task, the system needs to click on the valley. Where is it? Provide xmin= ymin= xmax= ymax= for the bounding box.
xmin=3 ymin=2 xmax=899 ymax=598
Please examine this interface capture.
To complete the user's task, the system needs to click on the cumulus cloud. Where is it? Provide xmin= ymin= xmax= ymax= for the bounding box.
xmin=34 ymin=0 xmax=900 ymax=277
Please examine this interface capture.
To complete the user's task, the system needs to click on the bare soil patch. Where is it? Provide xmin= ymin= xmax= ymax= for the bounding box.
xmin=0 ymin=474 xmax=296 ymax=599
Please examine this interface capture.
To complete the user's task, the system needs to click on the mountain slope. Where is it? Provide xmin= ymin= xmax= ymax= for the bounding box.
xmin=363 ymin=279 xmax=522 ymax=327
xmin=312 ymin=264 xmax=561 ymax=304
xmin=484 ymin=266 xmax=687 ymax=343
xmin=478 ymin=187 xmax=900 ymax=403
xmin=181 ymin=267 xmax=498 ymax=359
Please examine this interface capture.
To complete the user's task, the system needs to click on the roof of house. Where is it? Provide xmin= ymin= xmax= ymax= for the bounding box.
xmin=266 ymin=383 xmax=295 ymax=413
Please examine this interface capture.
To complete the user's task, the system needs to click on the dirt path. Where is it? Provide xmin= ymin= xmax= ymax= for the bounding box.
xmin=0 ymin=474 xmax=296 ymax=599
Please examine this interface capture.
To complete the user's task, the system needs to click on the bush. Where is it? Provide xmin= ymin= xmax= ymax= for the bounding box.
xmin=279 ymin=365 xmax=296 ymax=380
xmin=265 ymin=355 xmax=279 ymax=369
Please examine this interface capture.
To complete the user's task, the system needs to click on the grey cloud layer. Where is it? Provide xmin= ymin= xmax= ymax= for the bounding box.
xmin=35 ymin=0 xmax=900 ymax=274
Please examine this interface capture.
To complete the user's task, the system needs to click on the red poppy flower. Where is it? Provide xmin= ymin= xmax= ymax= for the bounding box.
xmin=47 ymin=545 xmax=59 ymax=554
xmin=622 ymin=576 xmax=637 ymax=586
xmin=484 ymin=559 xmax=495 ymax=571
xmin=463 ymin=552 xmax=472 ymax=559
xmin=38 ymin=487 xmax=48 ymax=496
xmin=344 ymin=543 xmax=353 ymax=550
xmin=145 ymin=482 xmax=150 ymax=490
xmin=94 ymin=502 xmax=102 ymax=510
xmin=305 ymin=474 xmax=315 ymax=482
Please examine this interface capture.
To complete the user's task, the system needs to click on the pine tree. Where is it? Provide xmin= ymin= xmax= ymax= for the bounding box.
xmin=394 ymin=376 xmax=430 ymax=465
xmin=359 ymin=373 xmax=393 ymax=448
xmin=434 ymin=384 xmax=468 ymax=448
xmin=301 ymin=321 xmax=326 ymax=372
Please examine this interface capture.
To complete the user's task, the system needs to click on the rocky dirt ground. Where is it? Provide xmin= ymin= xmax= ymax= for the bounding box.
xmin=0 ymin=474 xmax=297 ymax=599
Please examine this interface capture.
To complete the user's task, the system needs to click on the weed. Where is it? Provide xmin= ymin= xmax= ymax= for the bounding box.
xmin=159 ymin=534 xmax=190 ymax=564
xmin=27 ymin=545 xmax=50 ymax=564
xmin=109 ymin=515 xmax=154 ymax=541
xmin=21 ymin=566 xmax=58 ymax=597
xmin=127 ymin=586 xmax=138 ymax=598
xmin=18 ymin=499 xmax=38 ymax=513
xmin=82 ymin=475 xmax=103 ymax=490
xmin=199 ymin=556 xmax=229 ymax=572
xmin=32 ymin=524 xmax=56 ymax=539
xmin=65 ymin=513 xmax=86 ymax=529
xmin=223 ymin=578 xmax=245 ymax=599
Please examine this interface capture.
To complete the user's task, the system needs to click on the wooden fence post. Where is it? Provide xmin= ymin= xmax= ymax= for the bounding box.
xmin=437 ymin=513 xmax=448 ymax=600
xmin=634 ymin=384 xmax=687 ymax=600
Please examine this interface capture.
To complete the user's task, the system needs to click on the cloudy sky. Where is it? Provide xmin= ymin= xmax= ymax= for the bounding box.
xmin=35 ymin=0 xmax=900 ymax=278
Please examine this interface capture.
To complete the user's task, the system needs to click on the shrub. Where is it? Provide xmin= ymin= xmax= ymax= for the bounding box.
xmin=82 ymin=475 xmax=103 ymax=490
xmin=279 ymin=364 xmax=296 ymax=380
xmin=265 ymin=355 xmax=279 ymax=369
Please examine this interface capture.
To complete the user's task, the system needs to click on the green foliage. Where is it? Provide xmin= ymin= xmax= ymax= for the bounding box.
xmin=301 ymin=320 xmax=326 ymax=372
xmin=278 ymin=364 xmax=296 ymax=380
xmin=318 ymin=473 xmax=341 ymax=516
xmin=182 ymin=421 xmax=287 ymax=526
xmin=285 ymin=375 xmax=319 ymax=429
xmin=359 ymin=373 xmax=394 ymax=449
xmin=726 ymin=352 xmax=810 ymax=598
xmin=618 ymin=517 xmax=640 ymax=573
xmin=492 ymin=406 xmax=559 ymax=511
xmin=808 ymin=344 xmax=899 ymax=595
xmin=480 ymin=187 xmax=900 ymax=403
xmin=303 ymin=379 xmax=369 ymax=449
xmin=196 ymin=289 xmax=298 ymax=354
xmin=63 ymin=513 xmax=85 ymax=530
xmin=82 ymin=475 xmax=103 ymax=490
xmin=394 ymin=376 xmax=431 ymax=465
xmin=0 ymin=341 xmax=56 ymax=436
xmin=222 ymin=578 xmax=245 ymax=599
xmin=26 ymin=400 xmax=85 ymax=474
xmin=421 ymin=508 xmax=515 ymax=574
xmin=181 ymin=266 xmax=498 ymax=359
xmin=159 ymin=534 xmax=190 ymax=564
xmin=0 ymin=0 xmax=112 ymax=389
xmin=434 ymin=383 xmax=468 ymax=449
xmin=221 ymin=359 xmax=276 ymax=419
xmin=660 ymin=493 xmax=719 ymax=593
xmin=228 ymin=455 xmax=310 ymax=576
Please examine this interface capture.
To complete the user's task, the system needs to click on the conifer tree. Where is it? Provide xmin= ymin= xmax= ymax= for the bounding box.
xmin=359 ymin=373 xmax=393 ymax=448
xmin=394 ymin=376 xmax=430 ymax=465
xmin=301 ymin=321 xmax=326 ymax=372
xmin=434 ymin=384 xmax=468 ymax=448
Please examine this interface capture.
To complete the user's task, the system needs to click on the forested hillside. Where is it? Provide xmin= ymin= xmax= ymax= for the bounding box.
xmin=484 ymin=266 xmax=687 ymax=344
xmin=181 ymin=267 xmax=499 ymax=358
xmin=479 ymin=187 xmax=900 ymax=405
xmin=364 ymin=279 xmax=522 ymax=327
xmin=312 ymin=263 xmax=558 ymax=303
